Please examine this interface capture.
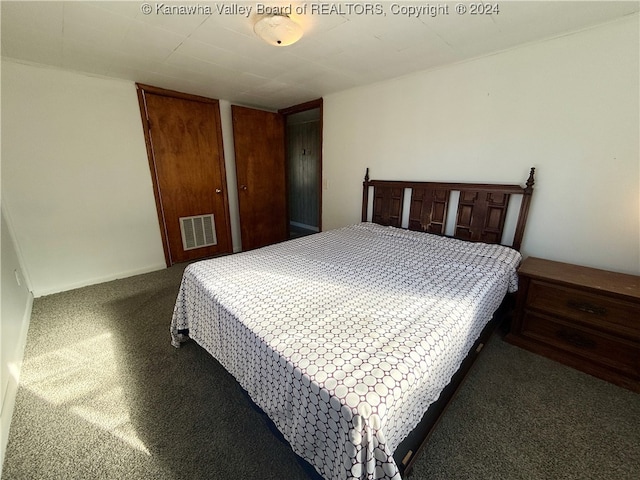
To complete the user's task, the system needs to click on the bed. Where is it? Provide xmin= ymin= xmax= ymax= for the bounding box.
xmin=171 ymin=168 xmax=535 ymax=480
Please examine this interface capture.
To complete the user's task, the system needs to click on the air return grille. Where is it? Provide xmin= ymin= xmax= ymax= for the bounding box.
xmin=179 ymin=214 xmax=217 ymax=251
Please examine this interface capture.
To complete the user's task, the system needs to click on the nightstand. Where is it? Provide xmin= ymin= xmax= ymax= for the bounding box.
xmin=506 ymin=257 xmax=640 ymax=392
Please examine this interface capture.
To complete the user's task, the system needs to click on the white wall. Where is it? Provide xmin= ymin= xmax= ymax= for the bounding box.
xmin=0 ymin=205 xmax=33 ymax=476
xmin=323 ymin=15 xmax=640 ymax=275
xmin=219 ymin=100 xmax=243 ymax=253
xmin=1 ymin=61 xmax=167 ymax=296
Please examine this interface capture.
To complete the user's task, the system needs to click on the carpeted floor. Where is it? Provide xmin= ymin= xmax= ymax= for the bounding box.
xmin=3 ymin=263 xmax=639 ymax=479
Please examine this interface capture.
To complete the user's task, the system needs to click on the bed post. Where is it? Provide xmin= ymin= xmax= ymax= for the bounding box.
xmin=512 ymin=167 xmax=535 ymax=251
xmin=361 ymin=168 xmax=370 ymax=222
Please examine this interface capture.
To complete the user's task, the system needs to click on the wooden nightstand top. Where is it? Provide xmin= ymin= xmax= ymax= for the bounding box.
xmin=518 ymin=257 xmax=640 ymax=301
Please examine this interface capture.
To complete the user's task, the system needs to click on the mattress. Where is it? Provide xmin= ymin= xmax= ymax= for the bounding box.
xmin=171 ymin=222 xmax=522 ymax=479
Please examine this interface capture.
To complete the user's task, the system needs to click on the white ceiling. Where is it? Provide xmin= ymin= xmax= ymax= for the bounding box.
xmin=2 ymin=1 xmax=639 ymax=110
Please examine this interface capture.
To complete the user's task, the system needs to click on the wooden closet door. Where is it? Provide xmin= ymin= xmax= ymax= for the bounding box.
xmin=138 ymin=86 xmax=232 ymax=265
xmin=232 ymin=105 xmax=288 ymax=250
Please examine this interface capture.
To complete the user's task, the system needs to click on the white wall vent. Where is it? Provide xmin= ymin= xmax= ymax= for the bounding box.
xmin=179 ymin=214 xmax=217 ymax=251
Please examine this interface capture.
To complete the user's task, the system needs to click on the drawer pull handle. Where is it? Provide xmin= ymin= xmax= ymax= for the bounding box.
xmin=556 ymin=329 xmax=596 ymax=349
xmin=567 ymin=300 xmax=607 ymax=316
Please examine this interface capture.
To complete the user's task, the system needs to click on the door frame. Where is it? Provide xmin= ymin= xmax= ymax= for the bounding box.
xmin=136 ymin=83 xmax=233 ymax=266
xmin=279 ymin=98 xmax=323 ymax=233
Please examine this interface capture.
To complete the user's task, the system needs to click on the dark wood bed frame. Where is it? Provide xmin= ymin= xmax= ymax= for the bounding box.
xmin=362 ymin=167 xmax=535 ymax=251
xmin=361 ymin=168 xmax=536 ymax=476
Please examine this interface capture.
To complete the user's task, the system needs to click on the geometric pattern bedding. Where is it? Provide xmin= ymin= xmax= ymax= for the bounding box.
xmin=171 ymin=222 xmax=522 ymax=480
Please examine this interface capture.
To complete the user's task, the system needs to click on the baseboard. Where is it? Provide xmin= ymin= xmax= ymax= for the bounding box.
xmin=0 ymin=292 xmax=33 ymax=479
xmin=34 ymin=263 xmax=167 ymax=297
xmin=290 ymin=221 xmax=319 ymax=232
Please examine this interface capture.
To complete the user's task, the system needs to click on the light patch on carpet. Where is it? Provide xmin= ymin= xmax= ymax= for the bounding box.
xmin=19 ymin=332 xmax=150 ymax=455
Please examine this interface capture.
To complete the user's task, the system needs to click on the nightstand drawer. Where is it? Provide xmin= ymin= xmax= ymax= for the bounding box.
xmin=527 ymin=280 xmax=640 ymax=339
xmin=521 ymin=311 xmax=640 ymax=378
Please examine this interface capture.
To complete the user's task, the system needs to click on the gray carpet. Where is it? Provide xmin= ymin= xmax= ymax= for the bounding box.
xmin=3 ymin=263 xmax=639 ymax=479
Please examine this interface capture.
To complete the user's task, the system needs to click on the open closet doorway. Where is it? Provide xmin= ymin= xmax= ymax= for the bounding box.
xmin=280 ymin=99 xmax=322 ymax=239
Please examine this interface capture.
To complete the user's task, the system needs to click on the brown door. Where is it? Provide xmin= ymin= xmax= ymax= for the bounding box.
xmin=232 ymin=105 xmax=288 ymax=250
xmin=138 ymin=85 xmax=232 ymax=265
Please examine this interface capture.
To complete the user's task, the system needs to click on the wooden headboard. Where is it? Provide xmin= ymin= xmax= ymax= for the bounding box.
xmin=361 ymin=168 xmax=535 ymax=251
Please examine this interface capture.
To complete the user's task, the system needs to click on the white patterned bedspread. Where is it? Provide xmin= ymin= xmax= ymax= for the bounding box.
xmin=171 ymin=222 xmax=521 ymax=480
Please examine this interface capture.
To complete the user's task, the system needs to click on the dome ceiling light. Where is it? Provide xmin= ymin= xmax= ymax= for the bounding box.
xmin=254 ymin=15 xmax=303 ymax=46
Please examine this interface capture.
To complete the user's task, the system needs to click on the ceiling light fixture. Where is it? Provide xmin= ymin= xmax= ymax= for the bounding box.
xmin=254 ymin=15 xmax=303 ymax=47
